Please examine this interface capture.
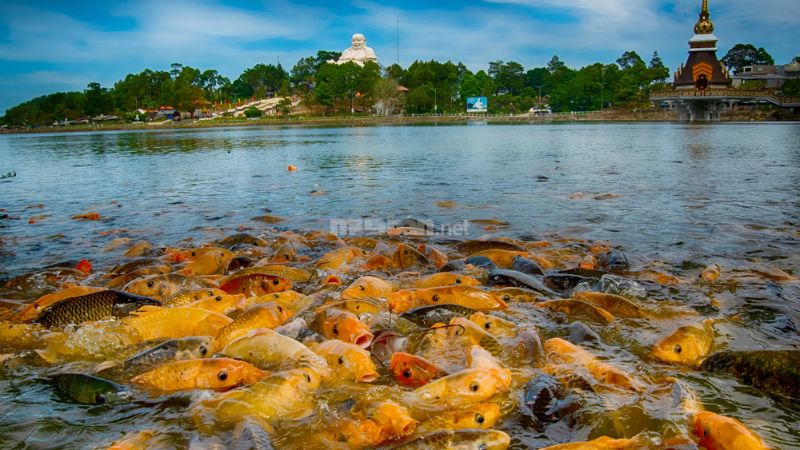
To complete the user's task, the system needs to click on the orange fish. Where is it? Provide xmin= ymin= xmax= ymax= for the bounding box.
xmin=389 ymin=352 xmax=443 ymax=387
xmin=414 ymin=273 xmax=481 ymax=289
xmin=693 ymin=411 xmax=768 ymax=450
xmin=189 ymin=293 xmax=246 ymax=315
xmin=215 ymin=303 xmax=292 ymax=349
xmin=544 ymin=338 xmax=637 ymax=391
xmin=75 ymin=259 xmax=92 ymax=274
xmin=132 ymin=358 xmax=267 ymax=391
xmin=411 ymin=368 xmax=510 ymax=410
xmin=71 ymin=212 xmax=101 ymax=220
xmin=123 ymin=306 xmax=232 ymax=341
xmin=418 ymin=402 xmax=501 ymax=432
xmin=418 ymin=243 xmax=449 ymax=269
xmin=362 ymin=254 xmax=395 ymax=271
xmin=316 ymin=246 xmax=367 ymax=271
xmin=180 ymin=249 xmax=233 ymax=275
xmin=341 ymin=276 xmax=395 ymax=300
xmin=539 ymin=436 xmax=642 ymax=450
xmin=220 ymin=272 xmax=292 ymax=297
xmin=700 ymin=264 xmax=721 ymax=282
xmin=392 ymin=243 xmax=430 ymax=269
xmin=320 ymin=309 xmax=374 ymax=348
xmin=389 ymin=286 xmax=507 ymax=313
xmin=313 ymin=339 xmax=379 ymax=383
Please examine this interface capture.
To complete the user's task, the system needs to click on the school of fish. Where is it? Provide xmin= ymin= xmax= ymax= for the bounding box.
xmin=1 ymin=224 xmax=798 ymax=450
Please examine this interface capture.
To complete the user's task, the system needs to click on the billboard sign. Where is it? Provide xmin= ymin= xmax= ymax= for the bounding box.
xmin=466 ymin=96 xmax=488 ymax=113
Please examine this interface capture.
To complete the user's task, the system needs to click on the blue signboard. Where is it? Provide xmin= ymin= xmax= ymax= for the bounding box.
xmin=466 ymin=97 xmax=488 ymax=113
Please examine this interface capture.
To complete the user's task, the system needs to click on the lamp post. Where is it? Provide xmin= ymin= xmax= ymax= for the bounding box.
xmin=599 ymin=65 xmax=606 ymax=112
xmin=433 ymin=86 xmax=438 ymax=115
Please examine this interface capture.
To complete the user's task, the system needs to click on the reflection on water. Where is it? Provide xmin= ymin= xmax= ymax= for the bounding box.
xmin=0 ymin=123 xmax=799 ymax=448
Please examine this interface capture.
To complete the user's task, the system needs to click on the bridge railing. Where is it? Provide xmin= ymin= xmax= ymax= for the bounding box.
xmin=650 ymin=89 xmax=800 ymax=106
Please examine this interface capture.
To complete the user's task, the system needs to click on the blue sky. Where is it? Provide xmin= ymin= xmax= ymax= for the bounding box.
xmin=1 ymin=0 xmax=798 ymax=113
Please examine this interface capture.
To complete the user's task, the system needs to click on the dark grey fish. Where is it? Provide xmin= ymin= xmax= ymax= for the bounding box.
xmin=456 ymin=239 xmax=525 ymax=255
xmin=35 ymin=290 xmax=160 ymax=329
xmin=488 ymin=269 xmax=560 ymax=297
xmin=401 ymin=304 xmax=478 ymax=328
xmin=699 ymin=350 xmax=800 ymax=399
xmin=218 ymin=233 xmax=268 ymax=248
xmin=567 ymin=321 xmax=601 ymax=345
xmin=52 ymin=373 xmax=132 ymax=405
xmin=96 ymin=336 xmax=213 ymax=379
xmin=511 ymin=255 xmax=544 ymax=275
xmin=597 ymin=250 xmax=629 ymax=272
xmin=233 ymin=418 xmax=274 ymax=450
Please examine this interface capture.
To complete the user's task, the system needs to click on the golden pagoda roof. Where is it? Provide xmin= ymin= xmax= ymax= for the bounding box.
xmin=694 ymin=0 xmax=714 ymax=34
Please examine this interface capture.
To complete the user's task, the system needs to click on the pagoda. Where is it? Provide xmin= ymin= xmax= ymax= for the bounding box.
xmin=673 ymin=0 xmax=730 ymax=91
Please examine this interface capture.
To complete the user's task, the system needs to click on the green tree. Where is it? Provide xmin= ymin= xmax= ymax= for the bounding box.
xmin=373 ymin=78 xmax=401 ymax=115
xmin=648 ymin=51 xmax=669 ymax=84
xmin=84 ymin=82 xmax=114 ymax=117
xmin=721 ymin=44 xmax=775 ymax=73
xmin=489 ymin=60 xmax=526 ymax=95
xmin=235 ymin=63 xmax=288 ymax=99
xmin=243 ymin=106 xmax=262 ymax=118
xmin=547 ymin=56 xmax=566 ymax=73
xmin=617 ymin=51 xmax=644 ymax=70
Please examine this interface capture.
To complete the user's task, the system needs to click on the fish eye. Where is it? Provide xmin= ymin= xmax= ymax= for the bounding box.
xmin=360 ymin=285 xmax=365 ymax=291
xmin=475 ymin=413 xmax=485 ymax=424
xmin=95 ymin=394 xmax=106 ymax=404
xmin=272 ymin=279 xmax=280 ymax=285
xmin=484 ymin=322 xmax=491 ymax=330
xmin=432 ymin=294 xmax=439 ymax=302
xmin=215 ymin=296 xmax=222 ymax=302
xmin=147 ymin=281 xmax=154 ymax=288
xmin=502 ymin=295 xmax=511 ymax=301
xmin=402 ymin=369 xmax=412 ymax=378
xmin=34 ymin=305 xmax=39 ymax=309
xmin=191 ymin=252 xmax=196 ymax=257
xmin=674 ymin=344 xmax=682 ymax=354
xmin=333 ymin=324 xmax=339 ymax=335
xmin=277 ymin=306 xmax=283 ymax=313
xmin=218 ymin=370 xmax=228 ymax=381
xmin=304 ymin=374 xmax=311 ymax=382
xmin=135 ymin=301 xmax=143 ymax=308
xmin=456 ymin=278 xmax=462 ymax=284
xmin=470 ymin=382 xmax=479 ymax=392
xmin=273 ymin=294 xmax=279 ymax=298
xmin=338 ymin=357 xmax=344 ymax=365
xmin=200 ymin=345 xmax=208 ymax=356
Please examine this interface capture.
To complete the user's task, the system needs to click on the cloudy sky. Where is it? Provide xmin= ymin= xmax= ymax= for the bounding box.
xmin=1 ymin=0 xmax=798 ymax=113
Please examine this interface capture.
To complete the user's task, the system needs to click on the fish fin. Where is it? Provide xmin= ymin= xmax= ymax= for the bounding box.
xmin=130 ymin=305 xmax=163 ymax=315
xmin=94 ymin=360 xmax=120 ymax=373
xmin=34 ymin=349 xmax=59 ymax=364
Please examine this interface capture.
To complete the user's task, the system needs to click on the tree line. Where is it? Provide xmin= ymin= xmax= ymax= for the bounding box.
xmin=2 ymin=43 xmax=795 ymax=126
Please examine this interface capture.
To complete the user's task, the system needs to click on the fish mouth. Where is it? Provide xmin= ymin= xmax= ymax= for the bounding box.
xmin=354 ymin=332 xmax=374 ymax=348
xmin=358 ymin=372 xmax=379 ymax=382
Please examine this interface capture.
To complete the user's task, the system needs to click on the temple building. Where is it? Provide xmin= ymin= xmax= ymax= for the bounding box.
xmin=673 ymin=0 xmax=730 ymax=91
xmin=649 ymin=0 xmax=799 ymax=121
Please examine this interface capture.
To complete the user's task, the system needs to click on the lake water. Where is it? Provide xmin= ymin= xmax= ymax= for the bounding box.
xmin=1 ymin=123 xmax=799 ymax=448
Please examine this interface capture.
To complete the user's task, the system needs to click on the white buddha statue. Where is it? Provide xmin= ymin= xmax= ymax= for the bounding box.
xmin=331 ymin=33 xmax=378 ymax=66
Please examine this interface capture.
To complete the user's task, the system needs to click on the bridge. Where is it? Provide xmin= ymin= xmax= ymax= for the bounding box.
xmin=650 ymin=89 xmax=800 ymax=121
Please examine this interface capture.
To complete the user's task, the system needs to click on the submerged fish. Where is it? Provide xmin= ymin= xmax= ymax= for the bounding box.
xmin=95 ymin=336 xmax=214 ymax=379
xmin=699 ymin=349 xmax=800 ymax=399
xmin=52 ymin=373 xmax=132 ymax=405
xmin=390 ymin=429 xmax=510 ymax=450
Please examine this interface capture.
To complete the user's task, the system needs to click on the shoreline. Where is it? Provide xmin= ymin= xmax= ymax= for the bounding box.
xmin=1 ymin=110 xmax=795 ymax=135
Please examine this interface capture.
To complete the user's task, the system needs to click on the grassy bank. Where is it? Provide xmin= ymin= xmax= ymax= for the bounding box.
xmin=1 ymin=110 xmax=685 ymax=135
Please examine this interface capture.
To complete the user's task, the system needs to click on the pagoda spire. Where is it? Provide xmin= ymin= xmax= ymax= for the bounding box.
xmin=694 ymin=0 xmax=714 ymax=34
